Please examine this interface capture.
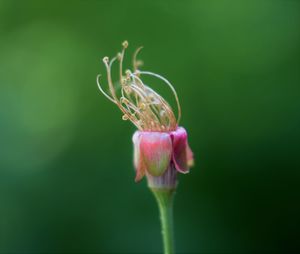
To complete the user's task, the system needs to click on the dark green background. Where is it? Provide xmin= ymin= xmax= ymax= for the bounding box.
xmin=0 ymin=0 xmax=299 ymax=253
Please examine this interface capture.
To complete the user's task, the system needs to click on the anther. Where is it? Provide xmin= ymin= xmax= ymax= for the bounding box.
xmin=121 ymin=97 xmax=129 ymax=104
xmin=122 ymin=114 xmax=129 ymax=120
xmin=147 ymin=94 xmax=155 ymax=103
xmin=139 ymin=102 xmax=146 ymax=110
xmin=148 ymin=93 xmax=155 ymax=99
xmin=122 ymin=41 xmax=128 ymax=48
xmin=117 ymin=53 xmax=122 ymax=61
xmin=103 ymin=56 xmax=109 ymax=63
xmin=160 ymin=110 xmax=166 ymax=117
xmin=125 ymin=69 xmax=131 ymax=77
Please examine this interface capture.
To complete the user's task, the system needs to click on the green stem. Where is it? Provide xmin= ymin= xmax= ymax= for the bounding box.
xmin=151 ymin=188 xmax=175 ymax=254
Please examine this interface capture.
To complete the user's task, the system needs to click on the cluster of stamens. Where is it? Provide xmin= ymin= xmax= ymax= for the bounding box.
xmin=97 ymin=41 xmax=181 ymax=132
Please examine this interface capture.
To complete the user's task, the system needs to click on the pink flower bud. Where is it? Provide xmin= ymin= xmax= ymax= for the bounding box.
xmin=133 ymin=127 xmax=194 ymax=186
xmin=97 ymin=41 xmax=195 ymax=188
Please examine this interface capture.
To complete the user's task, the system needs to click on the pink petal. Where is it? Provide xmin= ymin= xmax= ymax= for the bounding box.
xmin=170 ymin=127 xmax=191 ymax=174
xmin=139 ymin=132 xmax=172 ymax=177
xmin=132 ymin=131 xmax=146 ymax=182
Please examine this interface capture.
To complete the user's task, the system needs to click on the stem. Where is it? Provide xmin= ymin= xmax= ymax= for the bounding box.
xmin=151 ymin=188 xmax=175 ymax=254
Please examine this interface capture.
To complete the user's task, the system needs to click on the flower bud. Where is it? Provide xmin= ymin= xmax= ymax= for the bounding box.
xmin=132 ymin=127 xmax=194 ymax=188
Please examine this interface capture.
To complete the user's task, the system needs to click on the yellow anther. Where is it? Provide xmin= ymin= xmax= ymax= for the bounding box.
xmin=148 ymin=93 xmax=155 ymax=100
xmin=121 ymin=97 xmax=129 ymax=104
xmin=103 ymin=56 xmax=109 ymax=63
xmin=125 ymin=69 xmax=131 ymax=77
xmin=139 ymin=102 xmax=147 ymax=110
xmin=147 ymin=95 xmax=154 ymax=103
xmin=122 ymin=40 xmax=128 ymax=48
xmin=122 ymin=114 xmax=129 ymax=120
xmin=160 ymin=110 xmax=166 ymax=117
xmin=117 ymin=52 xmax=122 ymax=61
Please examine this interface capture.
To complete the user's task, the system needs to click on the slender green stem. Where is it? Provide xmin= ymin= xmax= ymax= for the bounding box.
xmin=151 ymin=188 xmax=175 ymax=254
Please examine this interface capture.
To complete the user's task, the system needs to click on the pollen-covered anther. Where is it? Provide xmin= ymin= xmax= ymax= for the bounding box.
xmin=160 ymin=110 xmax=166 ymax=117
xmin=103 ymin=56 xmax=109 ymax=63
xmin=122 ymin=114 xmax=129 ymax=120
xmin=117 ymin=52 xmax=122 ymax=61
xmin=122 ymin=40 xmax=128 ymax=48
xmin=125 ymin=69 xmax=131 ymax=79
xmin=147 ymin=93 xmax=155 ymax=102
xmin=120 ymin=97 xmax=129 ymax=104
xmin=139 ymin=102 xmax=147 ymax=110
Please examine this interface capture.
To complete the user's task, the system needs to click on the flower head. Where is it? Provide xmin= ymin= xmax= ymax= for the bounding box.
xmin=97 ymin=41 xmax=194 ymax=187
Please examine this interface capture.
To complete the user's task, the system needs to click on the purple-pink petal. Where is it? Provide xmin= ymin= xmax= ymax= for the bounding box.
xmin=170 ymin=127 xmax=190 ymax=174
xmin=139 ymin=132 xmax=172 ymax=177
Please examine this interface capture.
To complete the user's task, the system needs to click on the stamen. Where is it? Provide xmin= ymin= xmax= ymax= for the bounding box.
xmin=96 ymin=75 xmax=117 ymax=104
xmin=131 ymin=73 xmax=176 ymax=129
xmin=139 ymin=71 xmax=181 ymax=125
xmin=98 ymin=42 xmax=180 ymax=132
xmin=125 ymin=70 xmax=131 ymax=79
xmin=137 ymin=120 xmax=143 ymax=126
xmin=120 ymin=97 xmax=129 ymax=104
xmin=119 ymin=41 xmax=128 ymax=86
xmin=122 ymin=114 xmax=129 ymax=120
xmin=103 ymin=56 xmax=109 ymax=63
xmin=109 ymin=56 xmax=117 ymax=68
xmin=103 ymin=57 xmax=118 ymax=102
xmin=160 ymin=110 xmax=166 ymax=117
xmin=139 ymin=102 xmax=147 ymax=110
xmin=133 ymin=46 xmax=143 ymax=71
xmin=122 ymin=40 xmax=128 ymax=48
xmin=117 ymin=52 xmax=122 ymax=61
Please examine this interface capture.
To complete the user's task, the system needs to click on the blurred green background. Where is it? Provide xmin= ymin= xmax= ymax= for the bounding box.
xmin=0 ymin=0 xmax=300 ymax=253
